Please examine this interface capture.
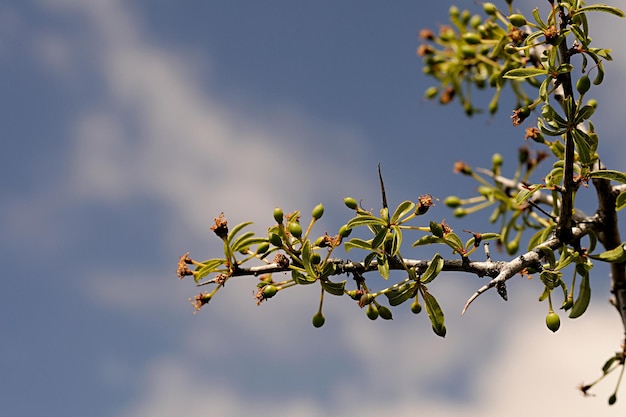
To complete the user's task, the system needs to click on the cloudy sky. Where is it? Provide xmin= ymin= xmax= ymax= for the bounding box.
xmin=4 ymin=0 xmax=626 ymax=415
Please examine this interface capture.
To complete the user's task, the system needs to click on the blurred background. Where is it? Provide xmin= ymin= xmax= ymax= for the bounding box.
xmin=3 ymin=0 xmax=626 ymax=415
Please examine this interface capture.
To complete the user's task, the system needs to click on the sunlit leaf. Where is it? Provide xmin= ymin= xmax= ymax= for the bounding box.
xmin=345 ymin=238 xmax=374 ymax=252
xmin=227 ymin=221 xmax=254 ymax=245
xmin=616 ymin=190 xmax=626 ymax=211
xmin=589 ymin=170 xmax=626 ymax=184
xmin=503 ymin=68 xmax=548 ymax=79
xmin=194 ymin=259 xmax=226 ymax=282
xmin=385 ymin=283 xmax=418 ymax=306
xmin=346 ymin=215 xmax=387 ymax=230
xmin=292 ymin=269 xmax=316 ymax=285
xmin=421 ymin=253 xmax=444 ymax=284
xmin=412 ymin=235 xmax=444 ymax=247
xmin=391 ymin=200 xmax=416 ymax=224
xmin=576 ymin=5 xmax=625 ymax=17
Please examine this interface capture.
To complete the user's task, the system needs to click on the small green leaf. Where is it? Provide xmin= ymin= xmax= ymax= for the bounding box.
xmin=320 ymin=279 xmax=346 ymax=296
xmin=421 ymin=253 xmax=444 ymax=284
xmin=503 ymin=68 xmax=548 ymax=79
xmin=412 ymin=235 xmax=444 ymax=247
xmin=572 ymin=129 xmax=593 ymax=165
xmin=391 ymin=200 xmax=416 ymax=224
xmin=589 ymin=170 xmax=626 ymax=184
xmin=423 ymin=290 xmax=446 ymax=338
xmin=444 ymin=232 xmax=464 ymax=252
xmin=569 ymin=271 xmax=591 ymax=318
xmin=556 ymin=63 xmax=574 ymax=74
xmin=371 ymin=228 xmax=388 ymax=250
xmin=516 ymin=185 xmax=545 ymax=205
xmin=537 ymin=246 xmax=556 ymax=269
xmin=345 ymin=238 xmax=374 ymax=252
xmin=227 ymin=221 xmax=254 ymax=245
xmin=231 ymin=236 xmax=268 ymax=253
xmin=377 ymin=255 xmax=390 ymax=279
xmin=589 ymin=244 xmax=626 ymax=262
xmin=388 ymin=226 xmax=402 ymax=256
xmin=540 ymin=270 xmax=562 ymax=289
xmin=301 ymin=240 xmax=318 ymax=279
xmin=346 ymin=215 xmax=388 ymax=230
xmin=385 ymin=283 xmax=418 ymax=306
xmin=194 ymin=259 xmax=226 ymax=282
xmin=292 ymin=269 xmax=316 ymax=285
xmin=603 ymin=355 xmax=619 ymax=375
xmin=576 ymin=5 xmax=625 ymax=17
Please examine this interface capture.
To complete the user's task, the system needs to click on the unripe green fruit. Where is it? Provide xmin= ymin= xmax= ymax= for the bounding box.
xmin=508 ymin=14 xmax=526 ymax=27
xmin=310 ymin=252 xmax=321 ymax=265
xmin=483 ymin=2 xmax=497 ymax=16
xmin=506 ymin=240 xmax=519 ymax=255
xmin=460 ymin=45 xmax=476 ymax=59
xmin=430 ymin=221 xmax=444 ymax=238
xmin=492 ymin=153 xmax=503 ymax=166
xmin=470 ymin=15 xmax=482 ymax=29
xmin=546 ymin=311 xmax=561 ymax=332
xmin=444 ymin=196 xmax=462 ymax=208
xmin=289 ymin=222 xmax=302 ymax=238
xmin=576 ymin=75 xmax=591 ymax=95
xmin=269 ymin=233 xmax=283 ymax=247
xmin=338 ymin=224 xmax=352 ymax=238
xmin=256 ymin=242 xmax=270 ymax=255
xmin=449 ymin=5 xmax=460 ymax=18
xmin=454 ymin=207 xmax=467 ymax=218
xmin=411 ymin=301 xmax=422 ymax=314
xmin=462 ymin=32 xmax=481 ymax=45
xmin=346 ymin=290 xmax=360 ymax=300
xmin=504 ymin=43 xmax=518 ymax=55
xmin=366 ymin=304 xmax=379 ymax=320
xmin=378 ymin=305 xmax=393 ymax=320
xmin=263 ymin=285 xmax=278 ymax=299
xmin=587 ymin=98 xmax=598 ymax=109
xmin=360 ymin=293 xmax=374 ymax=306
xmin=344 ymin=197 xmax=358 ymax=210
xmin=273 ymin=207 xmax=284 ymax=224
xmin=312 ymin=312 xmax=325 ymax=328
xmin=424 ymin=86 xmax=439 ymax=99
xmin=311 ymin=203 xmax=324 ymax=220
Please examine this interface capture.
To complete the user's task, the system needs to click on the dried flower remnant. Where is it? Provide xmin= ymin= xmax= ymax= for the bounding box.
xmin=177 ymin=253 xmax=194 ymax=279
xmin=210 ymin=213 xmax=229 ymax=239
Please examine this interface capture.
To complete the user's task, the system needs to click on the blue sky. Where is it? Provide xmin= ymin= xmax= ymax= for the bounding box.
xmin=3 ymin=0 xmax=626 ymax=415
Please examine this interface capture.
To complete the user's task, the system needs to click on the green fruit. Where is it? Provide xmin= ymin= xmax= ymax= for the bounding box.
xmin=609 ymin=393 xmax=617 ymax=405
xmin=273 ymin=207 xmax=284 ymax=224
xmin=269 ymin=233 xmax=282 ymax=247
xmin=360 ymin=293 xmax=374 ymax=306
xmin=410 ymin=301 xmax=422 ymax=314
xmin=460 ymin=45 xmax=476 ymax=59
xmin=424 ymin=86 xmax=439 ymax=99
xmin=454 ymin=207 xmax=467 ymax=218
xmin=492 ymin=153 xmax=503 ymax=166
xmin=576 ymin=75 xmax=591 ymax=95
xmin=430 ymin=221 xmax=444 ymax=238
xmin=508 ymin=14 xmax=526 ymax=27
xmin=444 ymin=196 xmax=462 ymax=208
xmin=338 ymin=224 xmax=352 ymax=238
xmin=378 ymin=305 xmax=393 ymax=320
xmin=256 ymin=242 xmax=270 ymax=255
xmin=310 ymin=252 xmax=321 ymax=265
xmin=504 ymin=43 xmax=518 ymax=55
xmin=469 ymin=14 xmax=482 ymax=29
xmin=366 ymin=304 xmax=379 ymax=320
xmin=546 ymin=311 xmax=561 ymax=332
xmin=344 ymin=197 xmax=358 ymax=210
xmin=311 ymin=203 xmax=324 ymax=220
xmin=263 ymin=285 xmax=278 ymax=299
xmin=462 ymin=32 xmax=481 ymax=45
xmin=312 ymin=312 xmax=325 ymax=328
xmin=449 ymin=5 xmax=460 ymax=18
xmin=483 ymin=2 xmax=497 ymax=15
xmin=289 ymin=222 xmax=302 ymax=238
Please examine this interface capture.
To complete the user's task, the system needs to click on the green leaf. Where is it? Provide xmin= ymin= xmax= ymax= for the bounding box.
xmin=292 ymin=269 xmax=316 ymax=285
xmin=385 ymin=283 xmax=418 ymax=306
xmin=516 ymin=184 xmax=545 ymax=205
xmin=569 ymin=271 xmax=591 ymax=318
xmin=320 ymin=279 xmax=346 ymax=296
xmin=589 ymin=244 xmax=626 ymax=263
xmin=390 ymin=200 xmax=416 ymax=224
xmin=576 ymin=5 xmax=625 ymax=17
xmin=412 ymin=235 xmax=444 ymax=247
xmin=465 ymin=233 xmax=500 ymax=250
xmin=503 ymin=67 xmax=548 ymax=79
xmin=572 ymin=128 xmax=593 ymax=165
xmin=194 ymin=258 xmax=226 ymax=282
xmin=388 ymin=226 xmax=402 ymax=256
xmin=540 ymin=270 xmax=562 ymax=289
xmin=556 ymin=63 xmax=574 ymax=74
xmin=301 ymin=240 xmax=317 ymax=279
xmin=574 ymin=105 xmax=595 ymax=124
xmin=371 ymin=228 xmax=388 ymax=250
xmin=603 ymin=356 xmax=619 ymax=375
xmin=345 ymin=238 xmax=373 ymax=252
xmin=589 ymin=170 xmax=626 ymax=184
xmin=421 ymin=253 xmax=444 ymax=284
xmin=377 ymin=255 xmax=390 ymax=279
xmin=231 ymin=236 xmax=268 ymax=253
xmin=227 ymin=222 xmax=254 ymax=245
xmin=537 ymin=246 xmax=556 ymax=269
xmin=444 ymin=232 xmax=464 ymax=252
xmin=616 ymin=190 xmax=626 ymax=211
xmin=423 ymin=290 xmax=446 ymax=338
xmin=346 ymin=215 xmax=387 ymax=230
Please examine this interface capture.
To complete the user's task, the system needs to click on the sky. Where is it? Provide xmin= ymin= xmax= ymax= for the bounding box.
xmin=3 ymin=0 xmax=626 ymax=416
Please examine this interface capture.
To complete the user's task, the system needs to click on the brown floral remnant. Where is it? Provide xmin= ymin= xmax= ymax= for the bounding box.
xmin=419 ymin=28 xmax=435 ymax=41
xmin=210 ymin=213 xmax=229 ymax=239
xmin=441 ymin=219 xmax=452 ymax=236
xmin=453 ymin=161 xmax=472 ymax=176
xmin=416 ymin=194 xmax=435 ymax=215
xmin=190 ymin=292 xmax=212 ymax=312
xmin=177 ymin=252 xmax=194 ymax=279
xmin=273 ymin=253 xmax=290 ymax=269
